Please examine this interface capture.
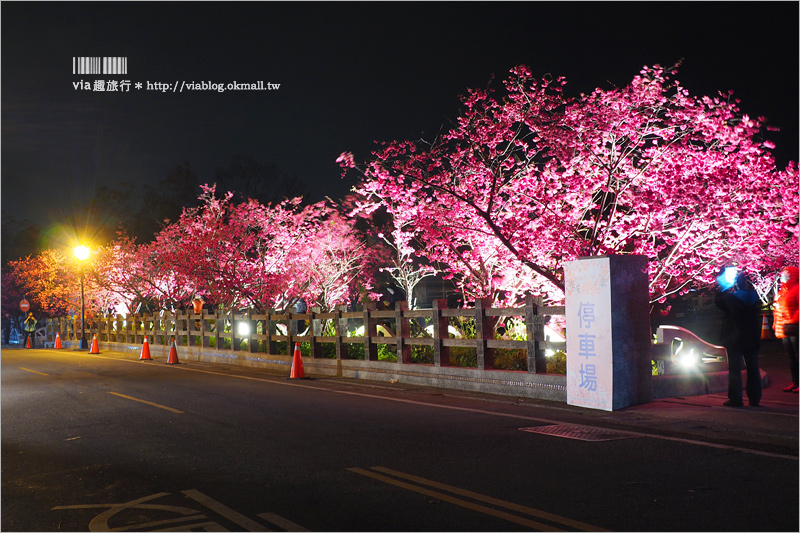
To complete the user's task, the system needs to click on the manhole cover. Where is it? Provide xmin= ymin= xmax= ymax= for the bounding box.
xmin=519 ymin=424 xmax=639 ymax=442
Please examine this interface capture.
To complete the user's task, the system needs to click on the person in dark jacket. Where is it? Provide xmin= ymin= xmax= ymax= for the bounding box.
xmin=2 ymin=313 xmax=11 ymax=345
xmin=715 ymin=269 xmax=762 ymax=407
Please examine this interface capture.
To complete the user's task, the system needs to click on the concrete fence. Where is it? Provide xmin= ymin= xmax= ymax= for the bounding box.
xmin=43 ymin=296 xmax=571 ymax=401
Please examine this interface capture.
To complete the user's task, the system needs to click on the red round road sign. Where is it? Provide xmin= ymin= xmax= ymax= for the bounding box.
xmin=19 ymin=299 xmax=30 ymax=312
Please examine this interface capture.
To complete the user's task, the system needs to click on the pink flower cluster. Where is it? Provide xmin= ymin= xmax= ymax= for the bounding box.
xmin=347 ymin=64 xmax=798 ymax=305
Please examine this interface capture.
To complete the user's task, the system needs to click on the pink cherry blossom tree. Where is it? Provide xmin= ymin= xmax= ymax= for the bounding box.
xmin=144 ymin=185 xmax=375 ymax=313
xmin=91 ymin=236 xmax=185 ymax=314
xmin=346 ymin=193 xmax=438 ymax=309
xmin=342 ymin=63 xmax=798 ymax=305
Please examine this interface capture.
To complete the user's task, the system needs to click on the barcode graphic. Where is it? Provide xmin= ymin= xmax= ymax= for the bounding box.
xmin=72 ymin=57 xmax=128 ymax=75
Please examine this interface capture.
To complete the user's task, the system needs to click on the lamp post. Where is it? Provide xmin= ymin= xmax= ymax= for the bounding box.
xmin=74 ymin=245 xmax=90 ymax=349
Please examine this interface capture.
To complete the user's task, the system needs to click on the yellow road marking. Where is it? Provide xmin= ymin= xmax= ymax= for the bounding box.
xmin=108 ymin=392 xmax=184 ymax=414
xmin=348 ymin=467 xmax=565 ymax=531
xmin=371 ymin=466 xmax=607 ymax=531
xmin=19 ymin=367 xmax=49 ymax=376
xmin=257 ymin=512 xmax=309 ymax=532
xmin=182 ymin=489 xmax=267 ymax=531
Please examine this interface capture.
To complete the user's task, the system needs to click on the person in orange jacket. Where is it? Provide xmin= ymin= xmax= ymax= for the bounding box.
xmin=773 ymin=266 xmax=799 ymax=393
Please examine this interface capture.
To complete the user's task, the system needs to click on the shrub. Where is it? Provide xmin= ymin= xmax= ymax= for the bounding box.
xmin=347 ymin=343 xmax=365 ymax=360
xmin=493 ymin=349 xmax=527 ymax=371
xmin=449 ymin=347 xmax=477 ymax=368
xmin=377 ymin=343 xmax=397 ymax=362
xmin=547 ymin=350 xmax=567 ymax=374
xmin=411 ymin=345 xmax=433 ymax=364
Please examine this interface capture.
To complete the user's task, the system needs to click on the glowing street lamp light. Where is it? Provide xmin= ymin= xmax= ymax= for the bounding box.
xmin=74 ymin=245 xmax=90 ymax=261
xmin=74 ymin=245 xmax=90 ymax=349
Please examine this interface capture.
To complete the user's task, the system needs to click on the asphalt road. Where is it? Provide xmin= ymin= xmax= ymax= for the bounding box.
xmin=2 ymin=346 xmax=798 ymax=532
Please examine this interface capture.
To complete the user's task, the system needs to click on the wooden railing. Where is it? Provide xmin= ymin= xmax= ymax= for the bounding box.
xmin=44 ymin=296 xmax=566 ymax=374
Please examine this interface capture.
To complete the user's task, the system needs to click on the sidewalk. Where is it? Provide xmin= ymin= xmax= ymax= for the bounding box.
xmin=572 ymin=339 xmax=799 ymax=457
xmin=652 ymin=338 xmax=798 ymax=412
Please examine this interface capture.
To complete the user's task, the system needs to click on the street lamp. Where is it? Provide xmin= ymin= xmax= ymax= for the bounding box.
xmin=74 ymin=245 xmax=90 ymax=350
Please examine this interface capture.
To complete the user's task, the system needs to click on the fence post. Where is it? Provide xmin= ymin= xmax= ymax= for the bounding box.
xmin=200 ymin=310 xmax=209 ymax=348
xmin=214 ymin=310 xmax=222 ymax=351
xmin=364 ymin=303 xmax=378 ymax=361
xmin=168 ymin=311 xmax=176 ymax=345
xmin=310 ymin=307 xmax=322 ymax=358
xmin=141 ymin=313 xmax=149 ymax=345
xmin=334 ymin=306 xmax=348 ymax=359
xmin=525 ymin=295 xmax=547 ymax=373
xmin=267 ymin=310 xmax=277 ymax=355
xmin=161 ymin=312 xmax=168 ymax=345
xmin=475 ymin=298 xmax=495 ymax=370
xmin=288 ymin=309 xmax=297 ymax=356
xmin=188 ymin=310 xmax=196 ymax=347
xmin=247 ymin=310 xmax=257 ymax=353
xmin=432 ymin=299 xmax=450 ymax=367
xmin=168 ymin=311 xmax=175 ymax=344
xmin=152 ymin=313 xmax=161 ymax=345
xmin=232 ymin=312 xmax=242 ymax=352
xmin=175 ymin=310 xmax=183 ymax=346
xmin=395 ymin=301 xmax=411 ymax=364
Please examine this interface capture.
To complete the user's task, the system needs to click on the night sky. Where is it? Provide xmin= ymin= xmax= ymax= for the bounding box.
xmin=2 ymin=2 xmax=798 ymax=234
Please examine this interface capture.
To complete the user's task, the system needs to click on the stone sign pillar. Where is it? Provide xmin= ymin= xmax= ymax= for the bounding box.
xmin=564 ymin=255 xmax=653 ymax=411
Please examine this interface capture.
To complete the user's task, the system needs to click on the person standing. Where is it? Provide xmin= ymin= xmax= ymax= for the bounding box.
xmin=292 ymin=298 xmax=308 ymax=335
xmin=773 ymin=266 xmax=799 ymax=393
xmin=715 ymin=268 xmax=762 ymax=407
xmin=22 ymin=312 xmax=38 ymax=349
xmin=2 ymin=313 xmax=11 ymax=345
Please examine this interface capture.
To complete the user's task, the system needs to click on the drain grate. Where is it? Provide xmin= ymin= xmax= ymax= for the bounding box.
xmin=519 ymin=424 xmax=640 ymax=442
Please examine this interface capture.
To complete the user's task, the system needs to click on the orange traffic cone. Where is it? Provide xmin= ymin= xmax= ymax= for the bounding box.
xmin=25 ymin=336 xmax=31 ymax=348
xmin=166 ymin=338 xmax=180 ymax=364
xmin=54 ymin=332 xmax=63 ymax=349
xmin=761 ymin=315 xmax=772 ymax=340
xmin=140 ymin=336 xmax=152 ymax=361
xmin=89 ymin=334 xmax=100 ymax=354
xmin=289 ymin=342 xmax=309 ymax=379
